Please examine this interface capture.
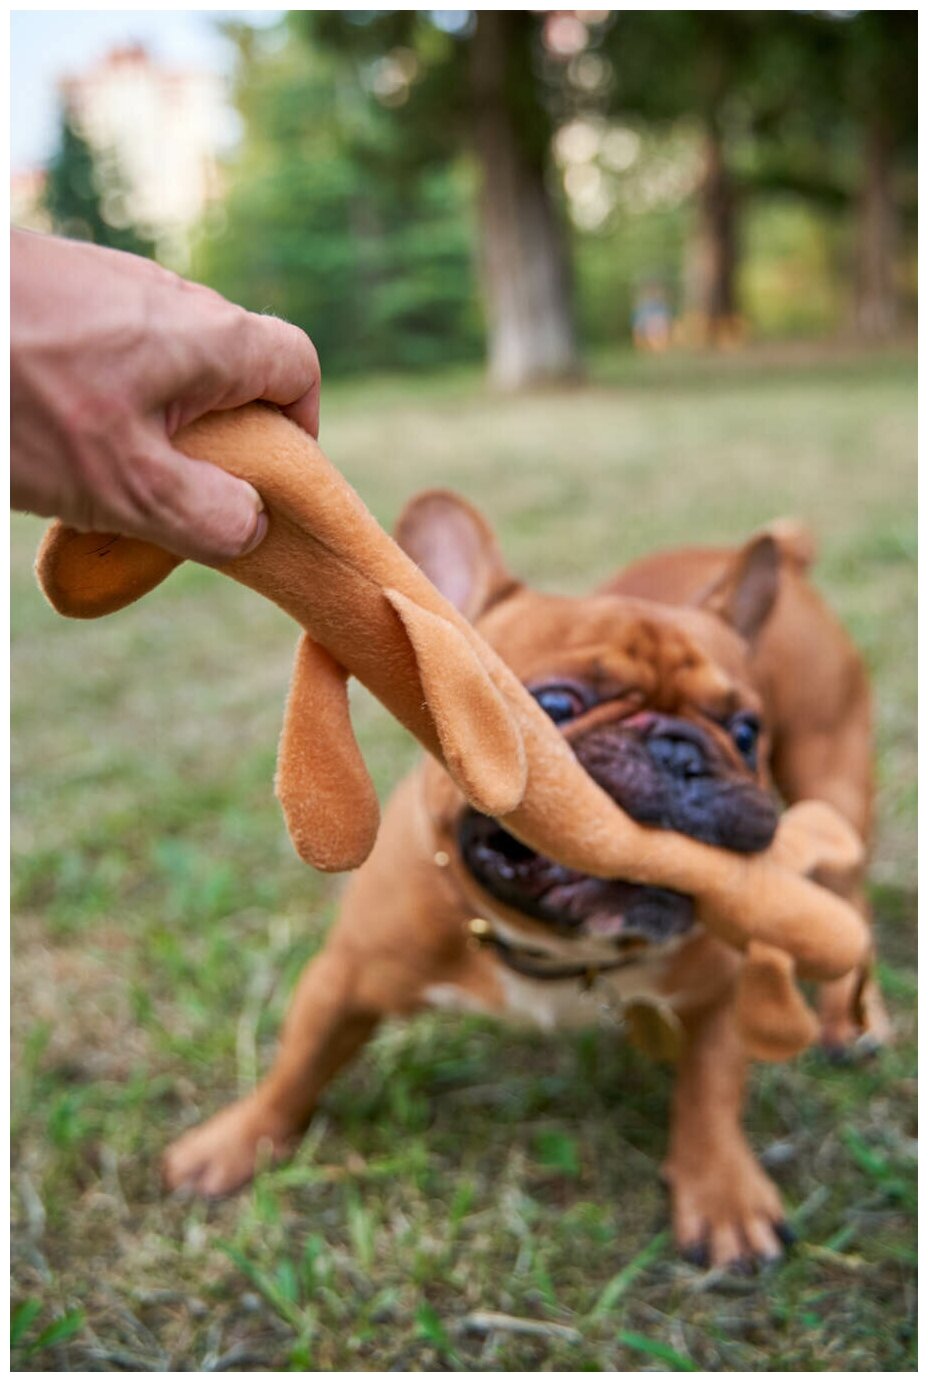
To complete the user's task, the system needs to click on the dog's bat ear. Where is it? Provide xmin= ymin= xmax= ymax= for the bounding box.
xmin=696 ymin=533 xmax=780 ymax=643
xmin=394 ymin=490 xmax=519 ymax=621
xmin=384 ymin=589 xmax=527 ymax=817
xmin=275 ymin=634 xmax=381 ymax=872
xmin=735 ymin=941 xmax=819 ymax=1061
xmin=757 ymin=517 xmax=816 ymax=571
xmin=35 ymin=522 xmax=182 ymax=618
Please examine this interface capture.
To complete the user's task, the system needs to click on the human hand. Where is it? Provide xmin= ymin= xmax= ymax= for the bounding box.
xmin=11 ymin=229 xmax=321 ymax=564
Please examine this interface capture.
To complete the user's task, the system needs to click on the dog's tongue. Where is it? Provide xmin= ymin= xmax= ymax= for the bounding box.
xmin=586 ymin=909 xmax=631 ymax=939
xmin=539 ymin=875 xmax=696 ymax=943
xmin=583 ymin=886 xmax=696 ymax=945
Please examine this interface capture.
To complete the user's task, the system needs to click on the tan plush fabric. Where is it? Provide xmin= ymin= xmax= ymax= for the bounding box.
xmin=276 ymin=633 xmax=381 ymax=872
xmin=736 ymin=942 xmax=820 ymax=1061
xmin=35 ymin=403 xmax=868 ymax=1053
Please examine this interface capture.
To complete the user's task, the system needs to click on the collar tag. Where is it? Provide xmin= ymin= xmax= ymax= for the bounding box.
xmin=624 ymin=1000 xmax=684 ymax=1062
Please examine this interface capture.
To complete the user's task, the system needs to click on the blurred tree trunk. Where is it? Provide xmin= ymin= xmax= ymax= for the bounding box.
xmin=685 ymin=122 xmax=739 ymax=347
xmin=854 ymin=119 xmax=898 ymax=340
xmin=468 ymin=11 xmax=579 ymax=389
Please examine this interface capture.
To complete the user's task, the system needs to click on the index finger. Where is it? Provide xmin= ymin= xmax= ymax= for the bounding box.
xmin=243 ymin=313 xmax=321 ymax=439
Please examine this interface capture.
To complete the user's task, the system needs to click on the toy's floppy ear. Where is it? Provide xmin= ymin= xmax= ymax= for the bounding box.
xmin=736 ymin=941 xmax=819 ymax=1061
xmin=395 ymin=491 xmax=518 ymax=621
xmin=384 ymin=588 xmax=527 ymax=818
xmin=35 ymin=522 xmax=181 ymax=618
xmin=733 ymin=799 xmax=863 ymax=1061
xmin=275 ymin=634 xmax=381 ymax=872
xmin=769 ymin=800 xmax=864 ymax=882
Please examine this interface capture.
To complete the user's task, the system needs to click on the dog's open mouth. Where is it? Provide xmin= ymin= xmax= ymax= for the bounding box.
xmin=458 ymin=811 xmax=695 ymax=946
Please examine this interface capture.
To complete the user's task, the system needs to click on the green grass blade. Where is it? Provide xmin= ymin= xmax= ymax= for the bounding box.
xmin=415 ymin=1301 xmax=461 ymax=1366
xmin=10 ymin=1299 xmax=42 ymax=1348
xmin=619 ymin=1329 xmax=697 ymax=1371
xmin=23 ymin=1310 xmax=85 ymax=1356
xmin=591 ymin=1231 xmax=669 ymax=1317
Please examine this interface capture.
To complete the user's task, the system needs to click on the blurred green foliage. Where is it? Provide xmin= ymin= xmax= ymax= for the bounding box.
xmin=38 ymin=11 xmax=917 ymax=375
xmin=193 ymin=25 xmax=482 ymax=374
xmin=189 ymin=11 xmax=915 ymax=372
xmin=42 ymin=112 xmax=154 ymax=257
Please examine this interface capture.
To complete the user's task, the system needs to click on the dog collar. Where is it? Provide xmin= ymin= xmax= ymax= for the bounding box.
xmin=467 ymin=917 xmax=684 ymax=1060
xmin=467 ymin=915 xmax=649 ymax=986
xmin=428 ymin=800 xmax=672 ymax=986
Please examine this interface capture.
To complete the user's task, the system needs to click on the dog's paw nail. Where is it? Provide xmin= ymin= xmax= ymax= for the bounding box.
xmin=774 ymin=1221 xmax=797 ymax=1248
xmin=819 ymin=1042 xmax=854 ymax=1066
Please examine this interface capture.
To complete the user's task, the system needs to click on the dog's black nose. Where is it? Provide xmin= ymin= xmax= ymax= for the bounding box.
xmin=645 ymin=731 xmax=707 ymax=780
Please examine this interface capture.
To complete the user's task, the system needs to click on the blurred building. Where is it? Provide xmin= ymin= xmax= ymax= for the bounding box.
xmin=10 ymin=168 xmax=50 ymax=231
xmin=58 ymin=44 xmax=228 ymax=264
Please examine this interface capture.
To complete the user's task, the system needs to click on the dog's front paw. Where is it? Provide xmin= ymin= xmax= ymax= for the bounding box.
xmin=664 ymin=1142 xmax=792 ymax=1270
xmin=162 ymin=1096 xmax=298 ymax=1198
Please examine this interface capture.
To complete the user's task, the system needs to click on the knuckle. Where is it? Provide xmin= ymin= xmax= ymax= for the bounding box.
xmin=258 ymin=313 xmax=319 ymax=378
xmin=287 ymin=320 xmax=319 ymax=373
xmin=303 ymin=332 xmax=321 ymax=382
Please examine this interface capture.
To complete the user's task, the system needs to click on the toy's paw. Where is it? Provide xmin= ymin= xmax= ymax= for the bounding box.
xmin=736 ymin=941 xmax=819 ymax=1061
xmin=162 ymin=1097 xmax=299 ymax=1198
xmin=665 ymin=1141 xmax=792 ymax=1270
xmin=772 ymin=800 xmax=864 ymax=880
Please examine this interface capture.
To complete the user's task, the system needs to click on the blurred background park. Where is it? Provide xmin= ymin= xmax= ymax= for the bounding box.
xmin=11 ymin=9 xmax=918 ymax=378
xmin=11 ymin=8 xmax=917 ymax=1372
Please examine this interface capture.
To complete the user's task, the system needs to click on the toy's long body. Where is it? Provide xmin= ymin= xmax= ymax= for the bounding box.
xmin=36 ymin=405 xmax=868 ymax=1053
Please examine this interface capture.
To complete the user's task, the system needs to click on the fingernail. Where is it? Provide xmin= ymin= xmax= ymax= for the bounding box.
xmin=246 ymin=483 xmax=265 ymax=514
xmin=242 ymin=510 xmax=268 ymax=555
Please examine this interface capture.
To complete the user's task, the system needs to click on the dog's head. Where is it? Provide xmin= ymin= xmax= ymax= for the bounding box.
xmin=398 ymin=492 xmax=783 ymax=950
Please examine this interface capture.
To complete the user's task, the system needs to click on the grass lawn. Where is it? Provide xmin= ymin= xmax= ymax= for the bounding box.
xmin=11 ymin=346 xmax=916 ymax=1370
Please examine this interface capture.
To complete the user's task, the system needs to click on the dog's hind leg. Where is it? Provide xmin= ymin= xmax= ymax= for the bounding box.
xmin=162 ymin=943 xmax=380 ymax=1197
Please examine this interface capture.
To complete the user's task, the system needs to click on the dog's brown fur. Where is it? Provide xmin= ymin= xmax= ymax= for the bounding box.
xmin=163 ymin=496 xmax=887 ymax=1268
xmin=36 ymin=407 xmax=869 ymax=982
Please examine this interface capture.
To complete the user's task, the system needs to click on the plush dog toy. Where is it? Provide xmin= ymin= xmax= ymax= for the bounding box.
xmin=35 ymin=403 xmax=868 ymax=1059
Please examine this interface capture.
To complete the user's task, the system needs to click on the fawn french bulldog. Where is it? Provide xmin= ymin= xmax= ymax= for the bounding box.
xmin=163 ymin=495 xmax=886 ymax=1268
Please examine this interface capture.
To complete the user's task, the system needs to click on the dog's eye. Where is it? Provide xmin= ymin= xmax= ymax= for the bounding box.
xmin=532 ymin=684 xmax=586 ymax=724
xmin=729 ymin=714 xmax=761 ymax=768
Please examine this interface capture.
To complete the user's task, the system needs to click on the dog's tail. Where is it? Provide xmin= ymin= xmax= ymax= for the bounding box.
xmin=761 ymin=518 xmax=817 ymax=571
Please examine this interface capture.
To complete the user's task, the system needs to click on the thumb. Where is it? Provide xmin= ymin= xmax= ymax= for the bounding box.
xmin=129 ymin=441 xmax=268 ymax=566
